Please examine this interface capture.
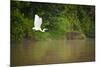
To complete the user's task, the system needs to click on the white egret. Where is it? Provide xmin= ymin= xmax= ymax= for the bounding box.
xmin=32 ymin=14 xmax=48 ymax=32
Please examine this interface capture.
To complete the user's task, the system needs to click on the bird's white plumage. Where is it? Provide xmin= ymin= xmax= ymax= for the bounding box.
xmin=34 ymin=15 xmax=42 ymax=30
xmin=32 ymin=14 xmax=48 ymax=32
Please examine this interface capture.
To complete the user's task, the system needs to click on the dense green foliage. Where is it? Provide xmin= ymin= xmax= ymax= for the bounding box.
xmin=11 ymin=1 xmax=95 ymax=43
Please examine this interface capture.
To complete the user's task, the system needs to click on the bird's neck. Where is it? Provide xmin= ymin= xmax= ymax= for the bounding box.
xmin=42 ymin=29 xmax=45 ymax=32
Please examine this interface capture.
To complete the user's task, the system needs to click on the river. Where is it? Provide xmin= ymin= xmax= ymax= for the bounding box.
xmin=11 ymin=38 xmax=95 ymax=66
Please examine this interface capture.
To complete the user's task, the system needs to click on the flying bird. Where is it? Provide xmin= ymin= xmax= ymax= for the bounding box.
xmin=32 ymin=14 xmax=48 ymax=32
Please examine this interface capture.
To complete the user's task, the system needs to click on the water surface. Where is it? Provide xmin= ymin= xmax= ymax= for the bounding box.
xmin=11 ymin=38 xmax=95 ymax=66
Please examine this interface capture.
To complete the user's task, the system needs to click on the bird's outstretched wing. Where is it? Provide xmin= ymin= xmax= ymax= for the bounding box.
xmin=34 ymin=14 xmax=42 ymax=28
xmin=34 ymin=14 xmax=39 ymax=27
xmin=39 ymin=17 xmax=42 ymax=28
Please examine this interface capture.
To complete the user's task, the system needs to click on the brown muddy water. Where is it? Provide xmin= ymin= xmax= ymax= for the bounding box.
xmin=11 ymin=38 xmax=95 ymax=66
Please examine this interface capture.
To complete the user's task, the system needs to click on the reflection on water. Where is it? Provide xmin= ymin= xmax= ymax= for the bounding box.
xmin=11 ymin=38 xmax=95 ymax=66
